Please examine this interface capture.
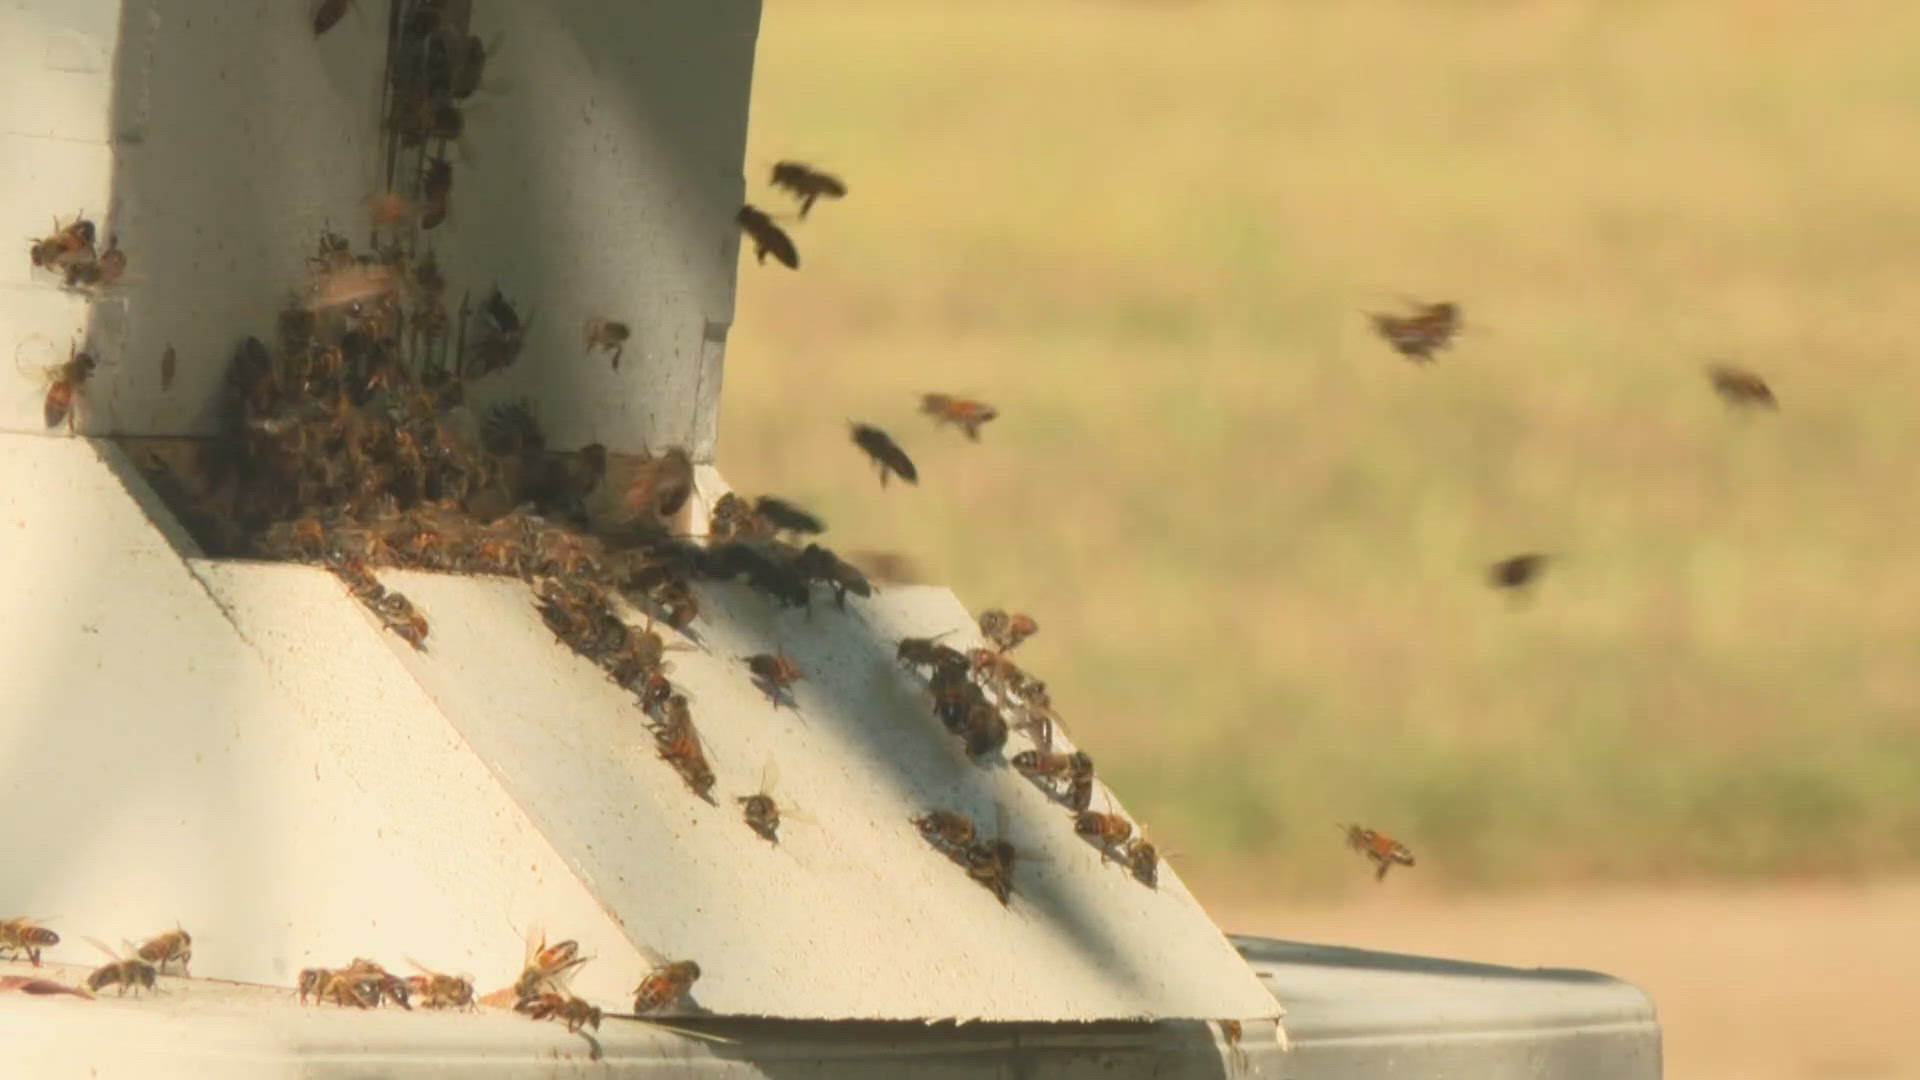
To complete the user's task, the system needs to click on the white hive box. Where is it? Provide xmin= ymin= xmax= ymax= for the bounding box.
xmin=0 ymin=0 xmax=1279 ymax=1036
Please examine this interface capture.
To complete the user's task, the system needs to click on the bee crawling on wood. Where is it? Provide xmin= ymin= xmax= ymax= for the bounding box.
xmin=631 ymin=956 xmax=701 ymax=1015
xmin=517 ymin=990 xmax=602 ymax=1032
xmin=1340 ymin=823 xmax=1416 ymax=881
xmin=584 ymin=317 xmax=630 ymax=370
xmin=83 ymin=939 xmax=158 ymax=997
xmin=1123 ymin=836 xmax=1161 ymax=889
xmin=1012 ymin=749 xmax=1093 ymax=804
xmin=626 ymin=446 xmax=695 ymax=520
xmin=405 ymin=959 xmax=476 ymax=1010
xmin=0 ymin=917 xmax=58 ymax=966
xmin=738 ymin=204 xmax=799 ymax=269
xmin=1705 ymin=363 xmax=1777 ymax=409
xmin=24 ymin=341 xmax=99 ymax=433
xmin=28 ymin=212 xmax=95 ymax=273
xmin=1074 ymin=801 xmax=1135 ymax=863
xmin=977 ymin=609 xmax=1038 ymax=652
xmin=1369 ymin=299 xmax=1461 ymax=363
xmin=651 ymin=693 xmax=717 ymax=801
xmin=769 ymin=161 xmax=847 ymax=218
xmin=737 ymin=762 xmax=786 ymax=843
xmin=919 ymin=393 xmax=998 ymax=441
xmin=850 ymin=422 xmax=917 ymax=487
xmin=744 ymin=650 xmax=802 ymax=707
xmin=134 ymin=926 xmax=192 ymax=976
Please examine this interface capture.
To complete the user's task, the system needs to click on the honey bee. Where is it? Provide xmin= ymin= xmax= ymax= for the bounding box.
xmin=1074 ymin=808 xmax=1134 ymax=861
xmin=896 ymin=633 xmax=964 ymax=672
xmin=510 ymin=931 xmax=588 ymax=1004
xmin=976 ymin=609 xmax=1038 ymax=652
xmin=793 ymin=543 xmax=871 ymax=608
xmin=422 ymin=157 xmax=453 ymax=230
xmin=339 ymin=957 xmax=412 ymax=1008
xmin=296 ymin=967 xmax=331 ymax=1004
xmin=963 ymin=838 xmax=1019 ymax=906
xmin=1488 ymin=552 xmax=1549 ymax=592
xmin=631 ymin=958 xmax=701 ymax=1014
xmin=1706 ymin=363 xmax=1777 ymax=409
xmin=912 ymin=809 xmax=977 ymax=853
xmin=0 ymin=917 xmax=58 ymax=966
xmin=919 ymin=394 xmax=998 ymax=441
xmin=737 ymin=762 xmax=783 ymax=843
xmin=406 ymin=959 xmax=476 ymax=1010
xmin=374 ymin=589 xmax=430 ymax=649
xmin=1067 ymin=774 xmax=1095 ymax=813
xmin=1123 ymin=837 xmax=1160 ymax=888
xmin=584 ymin=317 xmax=630 ymax=370
xmin=313 ymin=0 xmax=353 ymax=36
xmin=744 ymin=651 xmax=801 ymax=706
xmin=31 ymin=342 xmax=98 ymax=433
xmin=960 ymin=698 xmax=1009 ymax=758
xmin=768 ymin=161 xmax=847 ymax=218
xmin=27 ymin=213 xmax=95 ymax=272
xmin=134 ymin=926 xmax=192 ymax=975
xmin=751 ymin=496 xmax=823 ymax=536
xmin=653 ymin=693 xmax=717 ymax=800
xmin=83 ymin=939 xmax=157 ymax=997
xmin=626 ymin=446 xmax=695 ymax=519
xmin=516 ymin=990 xmax=603 ymax=1032
xmin=850 ymin=423 xmax=917 ymax=487
xmin=1011 ymin=748 xmax=1091 ymax=790
xmin=1340 ymin=823 xmax=1416 ymax=881
xmin=160 ymin=344 xmax=177 ymax=391
xmin=1369 ymin=299 xmax=1461 ymax=363
xmin=738 ymin=204 xmax=799 ymax=269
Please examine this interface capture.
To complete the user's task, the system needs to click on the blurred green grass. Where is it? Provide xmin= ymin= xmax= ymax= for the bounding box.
xmin=721 ymin=0 xmax=1920 ymax=897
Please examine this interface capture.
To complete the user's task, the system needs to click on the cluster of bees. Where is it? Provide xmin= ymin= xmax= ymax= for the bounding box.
xmin=896 ymin=609 xmax=1160 ymax=903
xmin=0 ymin=918 xmax=190 ymax=998
xmin=1354 ymin=294 xmax=1783 ymax=879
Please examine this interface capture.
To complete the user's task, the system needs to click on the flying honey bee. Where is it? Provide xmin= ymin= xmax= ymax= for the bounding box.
xmin=768 ymin=161 xmax=847 ymax=218
xmin=919 ymin=394 xmax=998 ymax=441
xmin=737 ymin=762 xmax=783 ymax=843
xmin=1340 ymin=823 xmax=1416 ymax=881
xmin=1369 ymin=299 xmax=1461 ymax=363
xmin=1706 ymin=363 xmax=1777 ymax=409
xmin=738 ymin=204 xmax=799 ymax=269
xmin=517 ymin=990 xmax=603 ymax=1032
xmin=744 ymin=651 xmax=802 ymax=707
xmin=977 ymin=609 xmax=1038 ymax=652
xmin=134 ymin=926 xmax=192 ymax=976
xmin=850 ymin=422 xmax=917 ymax=487
xmin=405 ymin=959 xmax=476 ymax=1010
xmin=626 ymin=446 xmax=695 ymax=520
xmin=1488 ymin=552 xmax=1550 ymax=593
xmin=631 ymin=958 xmax=701 ymax=1014
xmin=585 ymin=317 xmax=630 ymax=370
xmin=27 ymin=213 xmax=95 ymax=272
xmin=0 ymin=917 xmax=58 ymax=966
xmin=83 ymin=938 xmax=157 ymax=997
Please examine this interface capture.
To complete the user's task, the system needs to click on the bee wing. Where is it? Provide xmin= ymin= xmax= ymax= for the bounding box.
xmin=760 ymin=760 xmax=778 ymax=797
xmin=81 ymin=936 xmax=124 ymax=962
xmin=404 ymin=956 xmax=441 ymax=977
xmin=633 ymin=941 xmax=669 ymax=969
xmin=12 ymin=334 xmax=62 ymax=382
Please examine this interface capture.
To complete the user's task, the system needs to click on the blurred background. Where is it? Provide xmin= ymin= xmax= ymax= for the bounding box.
xmin=724 ymin=3 xmax=1920 ymax=1077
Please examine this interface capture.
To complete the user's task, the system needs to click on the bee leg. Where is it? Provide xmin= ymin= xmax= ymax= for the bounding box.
xmin=611 ymin=346 xmax=623 ymax=370
xmin=1374 ymin=860 xmax=1390 ymax=882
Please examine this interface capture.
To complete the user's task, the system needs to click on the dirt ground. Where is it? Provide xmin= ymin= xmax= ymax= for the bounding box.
xmin=1197 ymin=877 xmax=1920 ymax=1080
